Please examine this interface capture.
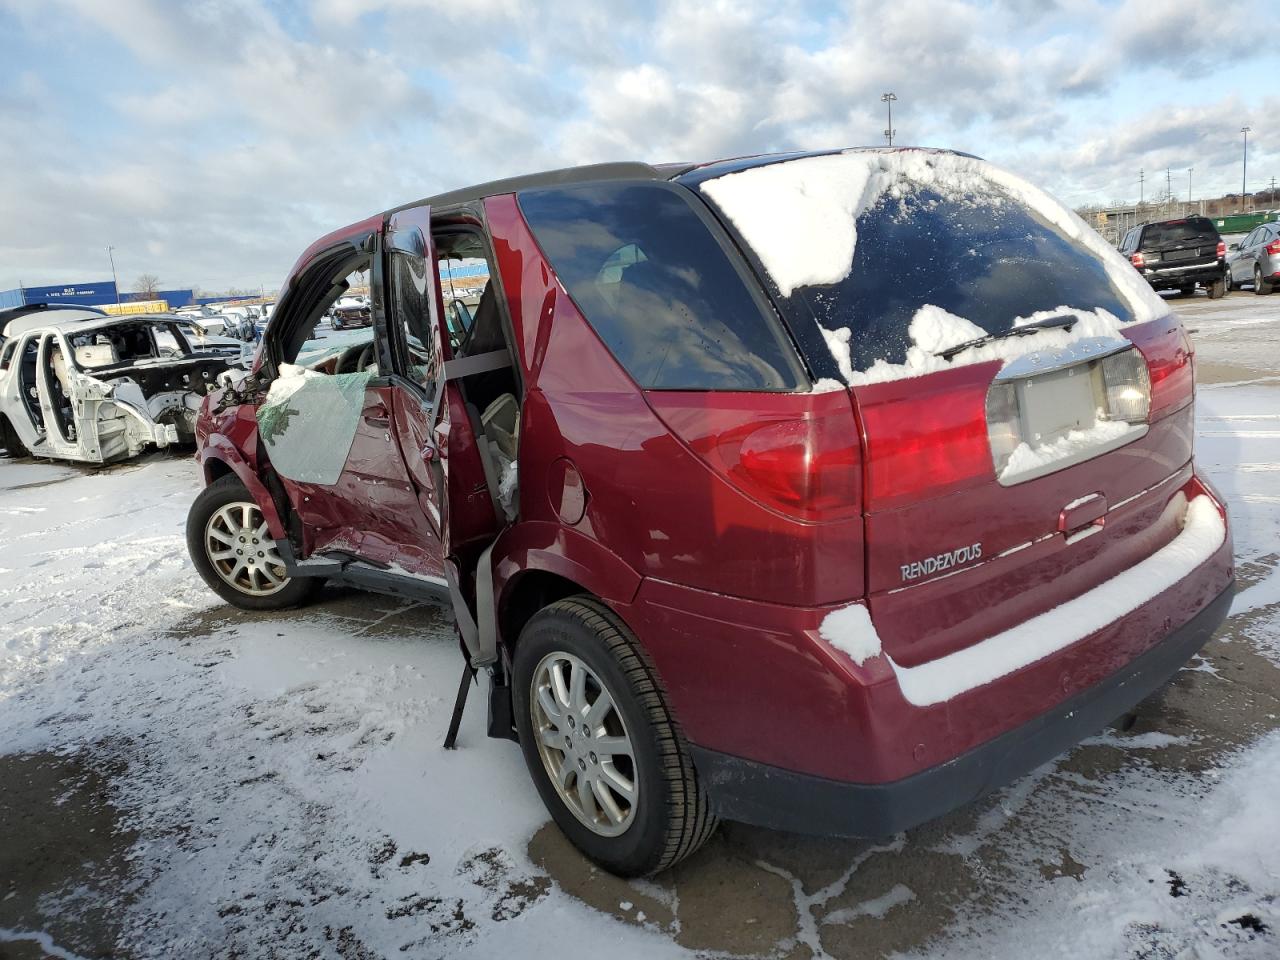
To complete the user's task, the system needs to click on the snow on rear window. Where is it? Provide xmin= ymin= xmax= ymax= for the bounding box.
xmin=700 ymin=151 xmax=1169 ymax=385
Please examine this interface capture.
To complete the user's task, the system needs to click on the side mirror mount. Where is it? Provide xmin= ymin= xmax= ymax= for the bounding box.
xmin=1229 ymin=243 xmax=1240 ymax=251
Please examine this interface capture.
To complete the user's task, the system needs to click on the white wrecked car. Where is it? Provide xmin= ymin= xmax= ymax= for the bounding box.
xmin=0 ymin=307 xmax=243 ymax=463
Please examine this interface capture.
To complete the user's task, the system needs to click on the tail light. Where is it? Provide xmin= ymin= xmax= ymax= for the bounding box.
xmin=1098 ymin=349 xmax=1151 ymax=423
xmin=858 ymin=370 xmax=995 ymax=506
xmin=1143 ymin=324 xmax=1195 ymax=419
xmin=646 ymin=391 xmax=862 ymax=520
xmin=1130 ymin=252 xmax=1146 ymax=268
xmin=1217 ymin=241 xmax=1227 ymax=259
xmin=1267 ymin=239 xmax=1280 ymax=256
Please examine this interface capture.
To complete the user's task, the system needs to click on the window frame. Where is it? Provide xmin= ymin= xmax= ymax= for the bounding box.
xmin=375 ymin=211 xmax=521 ymax=407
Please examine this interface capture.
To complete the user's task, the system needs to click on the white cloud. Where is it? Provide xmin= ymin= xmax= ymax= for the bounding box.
xmin=0 ymin=0 xmax=1271 ymax=292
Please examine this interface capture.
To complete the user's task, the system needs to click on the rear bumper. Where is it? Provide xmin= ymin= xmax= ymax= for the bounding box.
xmin=688 ymin=579 xmax=1232 ymax=837
xmin=1141 ymin=261 xmax=1224 ymax=288
xmin=624 ymin=473 xmax=1234 ymax=833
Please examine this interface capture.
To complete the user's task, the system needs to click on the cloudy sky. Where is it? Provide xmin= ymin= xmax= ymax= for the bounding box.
xmin=1 ymin=0 xmax=1273 ymax=294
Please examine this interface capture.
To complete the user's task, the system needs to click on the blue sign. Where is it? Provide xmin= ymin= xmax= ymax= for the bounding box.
xmin=19 ymin=281 xmax=119 ymax=305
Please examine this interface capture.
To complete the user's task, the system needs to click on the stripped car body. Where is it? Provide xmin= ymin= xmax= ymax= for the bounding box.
xmin=187 ymin=148 xmax=1233 ymax=876
xmin=0 ymin=310 xmax=238 ymax=463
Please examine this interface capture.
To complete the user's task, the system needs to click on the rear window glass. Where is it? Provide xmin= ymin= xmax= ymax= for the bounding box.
xmin=771 ymin=186 xmax=1135 ymax=374
xmin=517 ymin=182 xmax=804 ymax=390
xmin=1142 ymin=219 xmax=1219 ymax=245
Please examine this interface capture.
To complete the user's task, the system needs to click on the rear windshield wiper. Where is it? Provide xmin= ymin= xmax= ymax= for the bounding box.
xmin=935 ymin=312 xmax=1078 ymax=360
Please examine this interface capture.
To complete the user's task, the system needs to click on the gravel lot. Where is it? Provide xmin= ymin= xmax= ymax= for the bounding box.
xmin=1 ymin=290 xmax=1277 ymax=960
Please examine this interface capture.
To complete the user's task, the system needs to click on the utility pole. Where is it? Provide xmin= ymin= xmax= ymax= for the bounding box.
xmin=107 ymin=246 xmax=122 ymax=307
xmin=1139 ymin=168 xmax=1144 ymax=206
xmin=881 ymin=92 xmax=897 ymax=147
xmin=1187 ymin=167 xmax=1193 ymax=206
xmin=1166 ymin=167 xmax=1172 ymax=203
xmin=1241 ymin=126 xmax=1251 ymax=209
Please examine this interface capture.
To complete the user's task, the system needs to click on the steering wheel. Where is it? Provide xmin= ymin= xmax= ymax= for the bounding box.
xmin=355 ymin=344 xmax=375 ymax=372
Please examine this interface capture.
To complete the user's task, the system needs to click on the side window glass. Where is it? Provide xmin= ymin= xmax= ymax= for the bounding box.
xmin=153 ymin=326 xmax=186 ymax=358
xmin=439 ymin=255 xmax=489 ymax=352
xmin=518 ymin=182 xmax=805 ymax=391
xmin=389 ymin=251 xmax=437 ymax=391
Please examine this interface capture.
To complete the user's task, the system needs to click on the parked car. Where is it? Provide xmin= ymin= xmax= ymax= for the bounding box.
xmin=176 ymin=306 xmax=230 ymax=336
xmin=330 ymin=302 xmax=372 ymax=330
xmin=1 ymin=311 xmax=235 ymax=462
xmin=1118 ymin=216 xmax=1227 ymax=298
xmin=186 ymin=149 xmax=1233 ymax=877
xmin=1224 ymin=221 xmax=1280 ymax=294
xmin=172 ymin=318 xmax=251 ymax=358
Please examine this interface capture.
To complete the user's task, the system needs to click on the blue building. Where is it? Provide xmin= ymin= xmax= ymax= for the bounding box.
xmin=0 ymin=281 xmax=195 ymax=310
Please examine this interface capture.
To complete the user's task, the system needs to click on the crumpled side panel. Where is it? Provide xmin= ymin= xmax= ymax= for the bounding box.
xmin=257 ymin=371 xmax=371 ymax=484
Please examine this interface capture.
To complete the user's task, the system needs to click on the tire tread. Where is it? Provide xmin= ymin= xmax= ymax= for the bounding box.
xmin=539 ymin=595 xmax=717 ymax=874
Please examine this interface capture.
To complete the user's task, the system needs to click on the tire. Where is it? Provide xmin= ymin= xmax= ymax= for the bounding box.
xmin=512 ymin=596 xmax=717 ymax=876
xmin=1178 ymin=284 xmax=1195 ymax=298
xmin=185 ymin=474 xmax=321 ymax=610
xmin=1256 ymin=265 xmax=1274 ymax=296
xmin=0 ymin=415 xmax=31 ymax=458
xmin=1207 ymin=275 xmax=1226 ymax=300
xmin=1224 ymin=269 xmax=1233 ymax=293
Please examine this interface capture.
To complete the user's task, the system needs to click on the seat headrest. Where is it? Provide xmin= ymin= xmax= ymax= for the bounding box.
xmin=74 ymin=343 xmax=118 ymax=368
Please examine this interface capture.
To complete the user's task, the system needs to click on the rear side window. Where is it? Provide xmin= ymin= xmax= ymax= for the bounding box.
xmin=517 ymin=182 xmax=804 ymax=390
xmin=782 ymin=186 xmax=1134 ymax=373
xmin=1142 ymin=218 xmax=1219 ymax=246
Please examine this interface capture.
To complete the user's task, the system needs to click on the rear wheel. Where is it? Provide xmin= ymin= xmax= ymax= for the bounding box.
xmin=1207 ymin=275 xmax=1226 ymax=300
xmin=186 ymin=475 xmax=321 ymax=610
xmin=1256 ymin=265 xmax=1274 ymax=296
xmin=1178 ymin=284 xmax=1195 ymax=298
xmin=513 ymin=596 xmax=717 ymax=877
xmin=1224 ymin=268 xmax=1233 ymax=292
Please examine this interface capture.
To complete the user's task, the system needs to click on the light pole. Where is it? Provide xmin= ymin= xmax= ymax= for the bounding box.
xmin=1241 ymin=126 xmax=1251 ymax=208
xmin=1187 ymin=166 xmax=1193 ymax=206
xmin=107 ymin=245 xmax=122 ymax=307
xmin=881 ymin=92 xmax=897 ymax=147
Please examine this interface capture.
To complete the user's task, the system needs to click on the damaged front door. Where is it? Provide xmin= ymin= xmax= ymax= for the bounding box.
xmin=257 ymin=257 xmax=445 ymax=578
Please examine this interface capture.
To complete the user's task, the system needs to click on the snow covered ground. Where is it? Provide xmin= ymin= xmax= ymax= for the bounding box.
xmin=1 ymin=290 xmax=1278 ymax=959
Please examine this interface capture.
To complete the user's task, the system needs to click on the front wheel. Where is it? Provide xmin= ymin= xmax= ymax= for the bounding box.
xmin=513 ymin=597 xmax=717 ymax=876
xmin=186 ymin=475 xmax=320 ymax=610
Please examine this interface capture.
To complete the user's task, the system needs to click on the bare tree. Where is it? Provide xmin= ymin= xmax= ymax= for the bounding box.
xmin=134 ymin=274 xmax=161 ymax=299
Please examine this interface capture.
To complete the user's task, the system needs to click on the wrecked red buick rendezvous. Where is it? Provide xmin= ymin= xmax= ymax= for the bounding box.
xmin=187 ymin=149 xmax=1234 ymax=876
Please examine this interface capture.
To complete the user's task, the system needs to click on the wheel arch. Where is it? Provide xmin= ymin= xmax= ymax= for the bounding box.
xmin=492 ymin=521 xmax=643 ymax=651
xmin=198 ymin=435 xmax=288 ymax=540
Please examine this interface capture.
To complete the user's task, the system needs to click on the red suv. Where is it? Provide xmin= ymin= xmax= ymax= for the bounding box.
xmin=186 ymin=148 xmax=1234 ymax=877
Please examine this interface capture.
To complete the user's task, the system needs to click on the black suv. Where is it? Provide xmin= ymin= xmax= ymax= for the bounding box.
xmin=1119 ymin=217 xmax=1226 ymax=298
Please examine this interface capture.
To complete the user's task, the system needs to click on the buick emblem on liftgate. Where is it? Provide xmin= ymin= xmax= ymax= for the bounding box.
xmin=900 ymin=543 xmax=983 ymax=583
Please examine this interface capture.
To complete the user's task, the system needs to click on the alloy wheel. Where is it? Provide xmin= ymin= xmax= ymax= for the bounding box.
xmin=204 ymin=501 xmax=290 ymax=596
xmin=530 ymin=651 xmax=638 ymax=837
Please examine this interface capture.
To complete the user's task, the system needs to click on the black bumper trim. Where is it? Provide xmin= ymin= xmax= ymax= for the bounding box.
xmin=690 ymin=581 xmax=1234 ymax=838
